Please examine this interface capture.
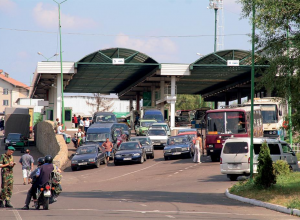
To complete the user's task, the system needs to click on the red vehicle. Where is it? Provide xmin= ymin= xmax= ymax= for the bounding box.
xmin=206 ymin=106 xmax=263 ymax=162
xmin=113 ymin=128 xmax=127 ymax=147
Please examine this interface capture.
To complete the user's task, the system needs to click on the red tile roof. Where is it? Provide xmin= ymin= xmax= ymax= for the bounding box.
xmin=0 ymin=73 xmax=29 ymax=90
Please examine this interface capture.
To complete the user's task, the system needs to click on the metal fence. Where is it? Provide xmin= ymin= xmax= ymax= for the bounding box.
xmin=291 ymin=144 xmax=300 ymax=154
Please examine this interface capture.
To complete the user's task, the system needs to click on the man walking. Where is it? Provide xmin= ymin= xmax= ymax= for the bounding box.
xmin=101 ymin=138 xmax=113 ymax=164
xmin=19 ymin=149 xmax=34 ymax=185
xmin=0 ymin=146 xmax=16 ymax=208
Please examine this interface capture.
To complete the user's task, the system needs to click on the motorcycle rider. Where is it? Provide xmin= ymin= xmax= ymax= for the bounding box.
xmin=22 ymin=157 xmax=45 ymax=210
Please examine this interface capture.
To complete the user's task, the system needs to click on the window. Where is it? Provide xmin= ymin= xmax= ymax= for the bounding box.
xmin=281 ymin=144 xmax=294 ymax=154
xmin=268 ymin=144 xmax=281 ymax=155
xmin=223 ymin=142 xmax=248 ymax=154
xmin=3 ymin=100 xmax=9 ymax=106
xmin=47 ymin=109 xmax=53 ymax=121
xmin=65 ymin=110 xmax=71 ymax=121
xmin=3 ymin=89 xmax=8 ymax=95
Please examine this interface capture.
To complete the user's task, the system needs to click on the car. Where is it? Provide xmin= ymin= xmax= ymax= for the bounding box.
xmin=149 ymin=122 xmax=171 ymax=136
xmin=177 ymin=128 xmax=197 ymax=134
xmin=177 ymin=131 xmax=198 ymax=155
xmin=135 ymin=119 xmax=157 ymax=136
xmin=220 ymin=137 xmax=299 ymax=181
xmin=71 ymin=144 xmax=106 ymax=171
xmin=163 ymin=135 xmax=193 ymax=160
xmin=92 ymin=112 xmax=117 ymax=124
xmin=117 ymin=117 xmax=130 ymax=128
xmin=114 ymin=141 xmax=147 ymax=165
xmin=130 ymin=136 xmax=154 ymax=159
xmin=175 ymin=116 xmax=191 ymax=127
xmin=146 ymin=128 xmax=168 ymax=148
xmin=112 ymin=123 xmax=130 ymax=140
xmin=5 ymin=133 xmax=27 ymax=151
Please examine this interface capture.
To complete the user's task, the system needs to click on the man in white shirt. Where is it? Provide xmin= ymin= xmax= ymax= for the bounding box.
xmin=57 ymin=122 xmax=67 ymax=142
xmin=84 ymin=118 xmax=90 ymax=133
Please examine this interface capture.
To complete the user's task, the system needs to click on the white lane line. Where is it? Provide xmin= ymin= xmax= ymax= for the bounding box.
xmin=174 ymin=172 xmax=178 ymax=174
xmin=166 ymin=215 xmax=175 ymax=219
xmin=97 ymin=161 xmax=163 ymax=183
xmin=179 ymin=170 xmax=183 ymax=172
xmin=140 ymin=204 xmax=147 ymax=207
xmin=13 ymin=209 xmax=22 ymax=220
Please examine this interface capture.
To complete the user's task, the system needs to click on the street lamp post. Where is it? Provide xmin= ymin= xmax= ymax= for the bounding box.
xmin=53 ymin=0 xmax=67 ymax=128
xmin=37 ymin=52 xmax=59 ymax=61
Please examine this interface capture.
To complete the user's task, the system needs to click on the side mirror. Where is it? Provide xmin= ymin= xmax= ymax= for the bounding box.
xmin=292 ymin=152 xmax=296 ymax=156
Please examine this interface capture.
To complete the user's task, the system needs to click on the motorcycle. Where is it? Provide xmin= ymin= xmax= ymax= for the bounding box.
xmin=35 ymin=182 xmax=56 ymax=210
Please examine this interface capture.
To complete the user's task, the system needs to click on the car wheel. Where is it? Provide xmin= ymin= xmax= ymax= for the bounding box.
xmin=229 ymin=175 xmax=238 ymax=181
xmin=114 ymin=161 xmax=119 ymax=166
xmin=151 ymin=152 xmax=154 ymax=159
xmin=71 ymin=166 xmax=77 ymax=171
xmin=96 ymin=159 xmax=101 ymax=168
xmin=164 ymin=156 xmax=168 ymax=160
xmin=139 ymin=155 xmax=144 ymax=164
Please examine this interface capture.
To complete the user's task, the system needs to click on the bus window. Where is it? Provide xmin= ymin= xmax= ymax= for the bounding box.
xmin=207 ymin=113 xmax=225 ymax=133
xmin=226 ymin=112 xmax=246 ymax=134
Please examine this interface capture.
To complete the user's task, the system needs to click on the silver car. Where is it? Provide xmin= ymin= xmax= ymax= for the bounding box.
xmin=130 ymin=136 xmax=154 ymax=159
xmin=150 ymin=123 xmax=171 ymax=136
xmin=146 ymin=128 xmax=168 ymax=147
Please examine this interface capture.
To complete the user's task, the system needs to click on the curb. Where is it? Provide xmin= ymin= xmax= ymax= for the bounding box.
xmin=225 ymin=189 xmax=300 ymax=216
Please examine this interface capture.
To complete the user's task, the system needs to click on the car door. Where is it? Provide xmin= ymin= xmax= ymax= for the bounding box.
xmin=280 ymin=143 xmax=297 ymax=166
xmin=268 ymin=143 xmax=281 ymax=162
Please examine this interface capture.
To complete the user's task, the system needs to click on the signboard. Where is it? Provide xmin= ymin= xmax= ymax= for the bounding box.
xmin=143 ymin=92 xmax=151 ymax=107
xmin=227 ymin=60 xmax=240 ymax=66
xmin=112 ymin=58 xmax=125 ymax=65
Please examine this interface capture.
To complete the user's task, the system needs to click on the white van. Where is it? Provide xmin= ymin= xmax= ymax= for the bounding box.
xmin=220 ymin=137 xmax=299 ymax=181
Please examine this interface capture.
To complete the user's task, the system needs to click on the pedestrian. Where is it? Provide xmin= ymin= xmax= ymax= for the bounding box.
xmin=54 ymin=118 xmax=60 ymax=132
xmin=193 ymin=132 xmax=202 ymax=163
xmin=57 ymin=122 xmax=67 ymax=142
xmin=101 ymin=138 xmax=113 ymax=164
xmin=84 ymin=118 xmax=90 ymax=133
xmin=73 ymin=114 xmax=78 ymax=128
xmin=21 ymin=157 xmax=45 ymax=210
xmin=19 ymin=149 xmax=34 ymax=185
xmin=79 ymin=117 xmax=84 ymax=132
xmin=0 ymin=146 xmax=16 ymax=208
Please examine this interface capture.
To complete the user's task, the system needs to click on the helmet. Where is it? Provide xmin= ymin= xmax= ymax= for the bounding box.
xmin=37 ymin=157 xmax=45 ymax=165
xmin=44 ymin=155 xmax=53 ymax=164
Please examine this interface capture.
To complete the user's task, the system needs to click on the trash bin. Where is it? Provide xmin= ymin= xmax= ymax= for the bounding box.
xmin=66 ymin=136 xmax=71 ymax=144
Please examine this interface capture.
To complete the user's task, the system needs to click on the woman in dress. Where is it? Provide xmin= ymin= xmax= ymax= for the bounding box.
xmin=193 ymin=132 xmax=202 ymax=163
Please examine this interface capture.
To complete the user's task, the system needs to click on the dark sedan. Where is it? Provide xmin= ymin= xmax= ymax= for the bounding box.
xmin=114 ymin=141 xmax=147 ymax=166
xmin=130 ymin=137 xmax=154 ymax=159
xmin=71 ymin=145 xmax=106 ymax=171
xmin=5 ymin=133 xmax=27 ymax=151
xmin=163 ymin=135 xmax=193 ymax=160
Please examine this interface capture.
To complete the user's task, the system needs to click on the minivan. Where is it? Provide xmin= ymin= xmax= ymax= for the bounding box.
xmin=220 ymin=137 xmax=298 ymax=181
xmin=143 ymin=109 xmax=164 ymax=123
xmin=92 ymin=112 xmax=117 ymax=124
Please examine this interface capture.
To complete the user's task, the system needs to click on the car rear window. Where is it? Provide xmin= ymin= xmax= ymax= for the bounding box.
xmin=223 ymin=142 xmax=248 ymax=154
xmin=254 ymin=143 xmax=281 ymax=155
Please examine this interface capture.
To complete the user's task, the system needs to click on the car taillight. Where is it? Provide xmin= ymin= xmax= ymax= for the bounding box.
xmin=248 ymin=157 xmax=250 ymax=163
xmin=45 ymin=185 xmax=50 ymax=190
xmin=220 ymin=157 xmax=222 ymax=164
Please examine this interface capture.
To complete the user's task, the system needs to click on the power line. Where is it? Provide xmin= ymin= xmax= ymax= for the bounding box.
xmin=0 ymin=27 xmax=249 ymax=38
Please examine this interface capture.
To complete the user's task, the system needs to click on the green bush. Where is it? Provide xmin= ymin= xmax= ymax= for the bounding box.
xmin=273 ymin=160 xmax=291 ymax=176
xmin=255 ymin=141 xmax=276 ymax=188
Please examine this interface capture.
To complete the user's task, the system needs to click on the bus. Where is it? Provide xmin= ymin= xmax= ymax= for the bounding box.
xmin=206 ymin=106 xmax=263 ymax=162
xmin=244 ymin=97 xmax=287 ymax=138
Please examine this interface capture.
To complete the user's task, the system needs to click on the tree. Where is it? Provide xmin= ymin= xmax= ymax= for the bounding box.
xmin=238 ymin=0 xmax=300 ymax=131
xmin=175 ymin=95 xmax=206 ymax=110
xmin=86 ymin=93 xmax=114 ymax=114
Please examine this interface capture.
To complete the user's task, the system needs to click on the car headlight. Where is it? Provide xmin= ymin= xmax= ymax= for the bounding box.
xmin=88 ymin=158 xmax=95 ymax=162
xmin=182 ymin=147 xmax=189 ymax=151
xmin=208 ymin=144 xmax=213 ymax=148
xmin=5 ymin=140 xmax=9 ymax=144
xmin=72 ymin=160 xmax=78 ymax=164
xmin=115 ymin=155 xmax=121 ymax=158
xmin=273 ymin=131 xmax=277 ymax=134
xmin=133 ymin=153 xmax=141 ymax=156
xmin=164 ymin=149 xmax=171 ymax=153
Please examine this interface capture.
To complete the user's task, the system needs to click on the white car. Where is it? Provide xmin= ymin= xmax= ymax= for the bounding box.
xmin=146 ymin=128 xmax=168 ymax=147
xmin=149 ymin=123 xmax=171 ymax=136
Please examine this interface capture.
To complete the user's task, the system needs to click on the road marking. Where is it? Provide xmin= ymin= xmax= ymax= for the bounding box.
xmin=140 ymin=204 xmax=147 ymax=207
xmin=179 ymin=170 xmax=183 ymax=172
xmin=174 ymin=172 xmax=178 ymax=174
xmin=166 ymin=215 xmax=175 ymax=218
xmin=13 ymin=209 xmax=22 ymax=220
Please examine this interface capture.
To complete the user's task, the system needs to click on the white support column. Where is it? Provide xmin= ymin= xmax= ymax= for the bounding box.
xmin=160 ymin=81 xmax=165 ymax=118
xmin=56 ymin=75 xmax=62 ymax=122
xmin=170 ymin=76 xmax=176 ymax=128
xmin=151 ymin=85 xmax=156 ymax=107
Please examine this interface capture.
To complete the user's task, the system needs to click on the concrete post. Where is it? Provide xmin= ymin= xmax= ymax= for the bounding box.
xmin=55 ymin=75 xmax=62 ymax=122
xmin=160 ymin=81 xmax=165 ymax=118
xmin=151 ymin=85 xmax=156 ymax=107
xmin=170 ymin=76 xmax=176 ymax=128
xmin=136 ymin=92 xmax=140 ymax=111
xmin=237 ymin=89 xmax=242 ymax=105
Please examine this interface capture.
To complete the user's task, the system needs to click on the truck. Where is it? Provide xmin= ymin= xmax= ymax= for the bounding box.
xmin=244 ymin=97 xmax=288 ymax=138
xmin=4 ymin=107 xmax=31 ymax=142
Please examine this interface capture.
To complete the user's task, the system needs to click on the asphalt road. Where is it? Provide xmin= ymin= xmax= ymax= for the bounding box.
xmin=0 ymin=136 xmax=298 ymax=220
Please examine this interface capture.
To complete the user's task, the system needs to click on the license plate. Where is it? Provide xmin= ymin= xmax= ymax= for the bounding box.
xmin=229 ymin=164 xmax=240 ymax=169
xmin=153 ymin=143 xmax=161 ymax=145
xmin=210 ymin=150 xmax=214 ymax=152
xmin=123 ymin=158 xmax=132 ymax=161
xmin=78 ymin=162 xmax=87 ymax=165
xmin=44 ymin=190 xmax=51 ymax=197
xmin=172 ymin=152 xmax=181 ymax=155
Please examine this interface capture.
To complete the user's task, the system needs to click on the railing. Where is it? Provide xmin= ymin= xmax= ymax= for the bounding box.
xmin=291 ymin=144 xmax=300 ymax=154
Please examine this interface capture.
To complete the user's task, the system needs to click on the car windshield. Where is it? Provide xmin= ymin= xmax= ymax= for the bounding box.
xmin=7 ymin=134 xmax=21 ymax=139
xmin=130 ymin=138 xmax=151 ymax=145
xmin=113 ymin=124 xmax=129 ymax=131
xmin=148 ymin=129 xmax=166 ymax=136
xmin=119 ymin=142 xmax=141 ymax=150
xmin=152 ymin=124 xmax=169 ymax=131
xmin=96 ymin=115 xmax=116 ymax=122
xmin=178 ymin=129 xmax=197 ymax=134
xmin=141 ymin=122 xmax=155 ymax=127
xmin=86 ymin=133 xmax=110 ymax=142
xmin=143 ymin=114 xmax=164 ymax=122
xmin=77 ymin=146 xmax=97 ymax=154
xmin=167 ymin=136 xmax=189 ymax=145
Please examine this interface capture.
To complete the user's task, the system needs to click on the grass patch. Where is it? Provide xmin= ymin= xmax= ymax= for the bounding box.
xmin=229 ymin=172 xmax=300 ymax=210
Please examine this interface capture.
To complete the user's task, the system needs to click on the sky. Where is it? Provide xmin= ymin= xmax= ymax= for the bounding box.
xmin=0 ymin=0 xmax=251 ymax=87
